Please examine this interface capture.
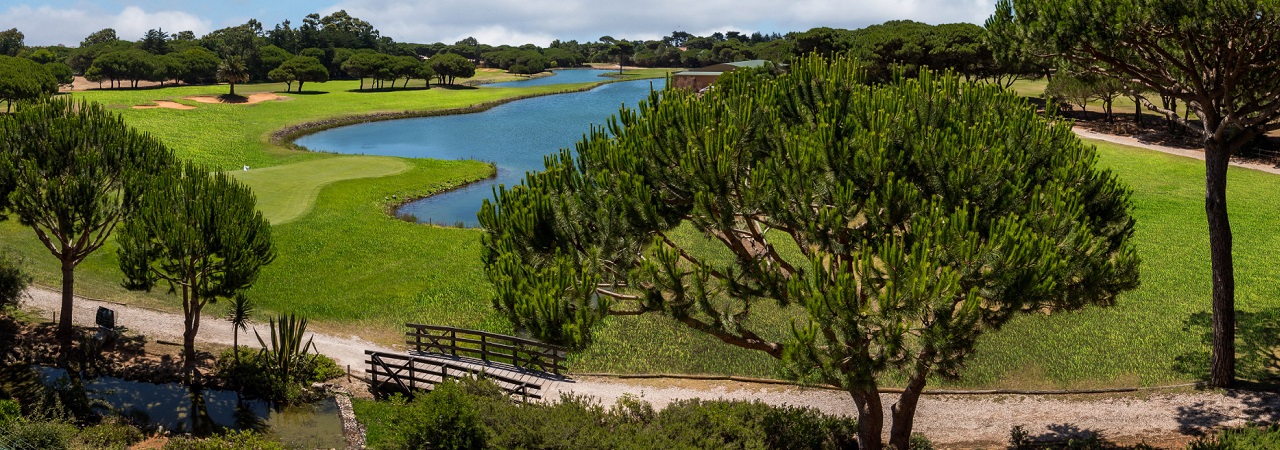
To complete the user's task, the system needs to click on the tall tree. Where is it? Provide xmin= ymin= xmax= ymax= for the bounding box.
xmin=118 ymin=162 xmax=275 ymax=381
xmin=479 ymin=56 xmax=1140 ymax=450
xmin=0 ymin=29 xmax=24 ymax=57
xmin=275 ymin=56 xmax=329 ymax=92
xmin=991 ymin=0 xmax=1280 ymax=389
xmin=0 ymin=56 xmax=57 ymax=111
xmin=217 ymin=55 xmax=250 ymax=96
xmin=426 ymin=53 xmax=474 ymax=85
xmin=80 ymin=28 xmax=119 ymax=48
xmin=140 ymin=28 xmax=171 ymax=55
xmin=0 ymin=98 xmax=174 ymax=356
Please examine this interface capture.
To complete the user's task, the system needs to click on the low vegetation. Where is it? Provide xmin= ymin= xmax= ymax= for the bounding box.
xmin=355 ymin=378 xmax=865 ymax=450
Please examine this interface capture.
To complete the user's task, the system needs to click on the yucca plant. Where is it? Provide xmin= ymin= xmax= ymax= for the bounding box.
xmin=254 ymin=313 xmax=317 ymax=383
xmin=225 ymin=293 xmax=255 ymax=365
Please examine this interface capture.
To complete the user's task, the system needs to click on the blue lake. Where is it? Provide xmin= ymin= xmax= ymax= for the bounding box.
xmin=294 ymin=69 xmax=666 ymax=227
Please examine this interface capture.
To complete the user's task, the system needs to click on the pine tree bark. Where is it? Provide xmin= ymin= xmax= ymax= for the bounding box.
xmin=1204 ymin=135 xmax=1236 ymax=388
xmin=850 ymin=388 xmax=885 ymax=450
xmin=58 ymin=256 xmax=75 ymax=359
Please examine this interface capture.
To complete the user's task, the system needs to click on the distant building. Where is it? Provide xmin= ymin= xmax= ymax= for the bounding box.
xmin=672 ymin=60 xmax=777 ymax=91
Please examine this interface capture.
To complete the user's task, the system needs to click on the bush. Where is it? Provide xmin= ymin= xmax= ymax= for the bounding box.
xmin=0 ymin=251 xmax=31 ymax=311
xmin=0 ymin=398 xmax=19 ymax=427
xmin=72 ymin=418 xmax=144 ymax=450
xmin=162 ymin=430 xmax=285 ymax=450
xmin=214 ymin=347 xmax=342 ymax=403
xmin=1 ymin=419 xmax=77 ymax=450
xmin=358 ymin=378 xmax=863 ymax=450
xmin=383 ymin=381 xmax=485 ymax=450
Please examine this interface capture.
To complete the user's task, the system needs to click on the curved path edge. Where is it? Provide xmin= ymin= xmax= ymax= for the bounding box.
xmin=1073 ymin=127 xmax=1280 ymax=176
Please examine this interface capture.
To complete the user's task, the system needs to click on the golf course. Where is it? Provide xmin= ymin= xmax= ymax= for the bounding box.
xmin=3 ymin=72 xmax=1278 ymax=391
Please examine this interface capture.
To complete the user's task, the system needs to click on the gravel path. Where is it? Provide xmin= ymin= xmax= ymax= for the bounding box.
xmin=20 ymin=286 xmax=1280 ymax=447
xmin=1073 ymin=127 xmax=1280 ymax=175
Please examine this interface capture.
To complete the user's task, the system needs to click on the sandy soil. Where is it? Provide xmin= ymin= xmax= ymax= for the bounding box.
xmin=185 ymin=93 xmax=284 ymax=105
xmin=61 ymin=76 xmax=173 ymax=92
xmin=18 ymin=286 xmax=1280 ymax=448
xmin=132 ymin=100 xmax=196 ymax=110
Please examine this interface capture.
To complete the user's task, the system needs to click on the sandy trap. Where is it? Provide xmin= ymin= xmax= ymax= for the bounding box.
xmin=132 ymin=100 xmax=196 ymax=110
xmin=185 ymin=93 xmax=285 ymax=105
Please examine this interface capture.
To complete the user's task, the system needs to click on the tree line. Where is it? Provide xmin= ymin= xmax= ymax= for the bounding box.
xmin=3 ymin=15 xmax=1048 ymax=94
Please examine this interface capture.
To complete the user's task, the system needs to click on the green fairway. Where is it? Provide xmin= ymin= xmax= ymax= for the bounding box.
xmin=65 ymin=78 xmax=621 ymax=170
xmin=229 ymin=156 xmax=410 ymax=224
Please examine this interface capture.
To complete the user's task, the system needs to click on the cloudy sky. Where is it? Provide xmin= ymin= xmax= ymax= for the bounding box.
xmin=5 ymin=0 xmax=997 ymax=47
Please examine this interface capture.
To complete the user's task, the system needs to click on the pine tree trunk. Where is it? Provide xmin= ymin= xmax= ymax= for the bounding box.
xmin=888 ymin=352 xmax=933 ymax=449
xmin=58 ymin=256 xmax=75 ymax=359
xmin=850 ymin=388 xmax=885 ymax=450
xmin=1204 ymin=135 xmax=1236 ymax=388
xmin=182 ymin=285 xmax=203 ymax=383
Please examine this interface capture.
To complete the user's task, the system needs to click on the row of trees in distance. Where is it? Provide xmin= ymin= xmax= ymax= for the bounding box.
xmin=2 ymin=14 xmax=1045 ymax=91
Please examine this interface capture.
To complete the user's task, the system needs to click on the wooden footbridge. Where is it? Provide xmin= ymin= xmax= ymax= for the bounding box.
xmin=364 ymin=324 xmax=569 ymax=401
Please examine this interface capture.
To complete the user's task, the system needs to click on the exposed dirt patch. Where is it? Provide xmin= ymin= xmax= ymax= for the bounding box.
xmin=185 ymin=93 xmax=284 ymax=105
xmin=131 ymin=100 xmax=196 ymax=110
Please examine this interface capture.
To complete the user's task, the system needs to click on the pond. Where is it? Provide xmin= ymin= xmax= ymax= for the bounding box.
xmin=37 ymin=367 xmax=345 ymax=448
xmin=294 ymin=69 xmax=666 ymax=227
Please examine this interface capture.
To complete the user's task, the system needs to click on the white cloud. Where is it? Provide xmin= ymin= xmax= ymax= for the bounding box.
xmin=2 ymin=5 xmax=211 ymax=47
xmin=330 ymin=0 xmax=997 ymax=45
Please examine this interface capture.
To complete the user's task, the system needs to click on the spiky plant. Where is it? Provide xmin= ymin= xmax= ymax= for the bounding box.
xmin=254 ymin=313 xmax=317 ymax=383
xmin=225 ymin=293 xmax=255 ymax=365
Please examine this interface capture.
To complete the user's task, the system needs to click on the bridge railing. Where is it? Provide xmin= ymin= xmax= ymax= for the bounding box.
xmin=404 ymin=324 xmax=568 ymax=376
xmin=364 ymin=350 xmax=543 ymax=401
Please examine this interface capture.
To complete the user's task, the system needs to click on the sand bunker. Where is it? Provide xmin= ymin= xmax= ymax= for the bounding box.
xmin=132 ymin=100 xmax=196 ymax=110
xmin=185 ymin=93 xmax=284 ymax=105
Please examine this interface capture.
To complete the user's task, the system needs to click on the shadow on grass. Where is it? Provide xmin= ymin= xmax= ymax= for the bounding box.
xmin=280 ymin=90 xmax=329 ymax=96
xmin=1172 ymin=309 xmax=1280 ymax=435
xmin=1009 ymin=423 xmax=1159 ymax=449
xmin=346 ymin=86 xmax=437 ymax=93
xmin=217 ymin=94 xmax=250 ymax=103
xmin=1174 ymin=309 xmax=1280 ymax=384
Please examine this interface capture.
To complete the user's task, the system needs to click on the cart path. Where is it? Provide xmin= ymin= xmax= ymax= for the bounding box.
xmin=1073 ymin=127 xmax=1280 ymax=175
xmin=19 ymin=286 xmax=1280 ymax=447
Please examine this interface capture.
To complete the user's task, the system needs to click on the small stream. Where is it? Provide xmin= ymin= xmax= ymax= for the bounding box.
xmin=37 ymin=367 xmax=345 ymax=448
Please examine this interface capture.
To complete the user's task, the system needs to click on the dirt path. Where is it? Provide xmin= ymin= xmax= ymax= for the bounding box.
xmin=1073 ymin=127 xmax=1280 ymax=175
xmin=19 ymin=286 xmax=1279 ymax=447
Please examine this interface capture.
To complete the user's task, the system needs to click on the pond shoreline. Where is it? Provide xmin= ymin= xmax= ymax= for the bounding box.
xmin=271 ymin=74 xmax=652 ymax=151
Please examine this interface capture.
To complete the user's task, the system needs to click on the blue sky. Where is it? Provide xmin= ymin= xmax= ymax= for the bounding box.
xmin=3 ymin=0 xmax=998 ymax=47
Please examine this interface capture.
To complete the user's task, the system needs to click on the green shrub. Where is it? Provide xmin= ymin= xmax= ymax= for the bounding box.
xmin=1189 ymin=424 xmax=1280 ymax=450
xmin=214 ymin=347 xmax=342 ymax=403
xmin=0 ymin=251 xmax=30 ymax=311
xmin=0 ymin=398 xmax=19 ymax=427
xmin=357 ymin=378 xmax=862 ymax=450
xmin=72 ymin=418 xmax=144 ymax=450
xmin=383 ymin=380 xmax=485 ymax=450
xmin=1 ymin=419 xmax=77 ymax=450
xmin=162 ymin=430 xmax=285 ymax=450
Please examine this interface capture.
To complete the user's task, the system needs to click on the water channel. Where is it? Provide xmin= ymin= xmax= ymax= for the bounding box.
xmin=35 ymin=367 xmax=346 ymax=448
xmin=294 ymin=69 xmax=667 ymax=227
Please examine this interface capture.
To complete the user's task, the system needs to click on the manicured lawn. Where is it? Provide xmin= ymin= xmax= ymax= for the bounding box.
xmin=4 ymin=71 xmax=1278 ymax=389
xmin=229 ymin=156 xmax=410 ymax=224
xmin=570 ymin=140 xmax=1280 ymax=389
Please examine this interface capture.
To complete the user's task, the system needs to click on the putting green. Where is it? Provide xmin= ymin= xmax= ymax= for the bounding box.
xmin=230 ymin=155 xmax=410 ymax=224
